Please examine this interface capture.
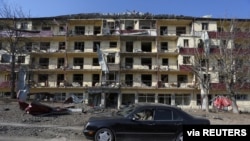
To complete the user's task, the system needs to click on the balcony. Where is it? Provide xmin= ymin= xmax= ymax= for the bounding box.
xmin=179 ymin=47 xmax=204 ymax=55
xmin=210 ymin=83 xmax=250 ymax=90
xmin=179 ymin=47 xmax=220 ymax=55
xmin=208 ymin=31 xmax=250 ymax=39
xmin=179 ymin=65 xmax=193 ymax=72
xmin=0 ymin=81 xmax=10 ymax=88
xmin=107 ymin=64 xmax=120 ymax=71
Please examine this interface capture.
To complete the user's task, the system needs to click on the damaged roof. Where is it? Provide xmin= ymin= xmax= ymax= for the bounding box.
xmin=1 ymin=12 xmax=250 ymax=21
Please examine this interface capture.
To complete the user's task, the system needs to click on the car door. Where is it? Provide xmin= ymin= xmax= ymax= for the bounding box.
xmin=115 ymin=108 xmax=156 ymax=141
xmin=153 ymin=108 xmax=183 ymax=141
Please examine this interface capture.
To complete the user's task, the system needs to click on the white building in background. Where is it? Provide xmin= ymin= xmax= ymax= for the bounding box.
xmin=0 ymin=13 xmax=250 ymax=111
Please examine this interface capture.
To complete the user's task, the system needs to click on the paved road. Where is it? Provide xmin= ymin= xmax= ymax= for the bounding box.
xmin=0 ymin=122 xmax=90 ymax=141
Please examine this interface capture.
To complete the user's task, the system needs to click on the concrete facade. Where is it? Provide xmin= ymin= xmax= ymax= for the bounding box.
xmin=0 ymin=13 xmax=250 ymax=111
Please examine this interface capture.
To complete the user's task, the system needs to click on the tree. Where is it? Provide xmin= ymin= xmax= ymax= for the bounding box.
xmin=179 ymin=32 xmax=211 ymax=112
xmin=211 ymin=19 xmax=250 ymax=114
xmin=0 ymin=0 xmax=35 ymax=98
xmin=190 ymin=32 xmax=211 ymax=112
xmin=186 ymin=19 xmax=250 ymax=114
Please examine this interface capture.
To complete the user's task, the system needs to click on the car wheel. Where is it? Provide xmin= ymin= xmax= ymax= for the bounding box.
xmin=175 ymin=132 xmax=183 ymax=141
xmin=95 ymin=128 xmax=114 ymax=141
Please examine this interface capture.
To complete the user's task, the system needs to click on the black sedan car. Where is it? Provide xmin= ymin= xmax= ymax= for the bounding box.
xmin=83 ymin=103 xmax=210 ymax=141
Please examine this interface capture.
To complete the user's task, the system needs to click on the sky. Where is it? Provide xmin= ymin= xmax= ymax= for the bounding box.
xmin=1 ymin=0 xmax=250 ymax=19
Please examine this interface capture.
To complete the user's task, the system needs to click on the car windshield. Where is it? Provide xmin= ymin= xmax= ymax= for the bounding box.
xmin=116 ymin=105 xmax=136 ymax=117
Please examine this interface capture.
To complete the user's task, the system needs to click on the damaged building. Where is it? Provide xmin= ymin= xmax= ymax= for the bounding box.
xmin=0 ymin=13 xmax=250 ymax=111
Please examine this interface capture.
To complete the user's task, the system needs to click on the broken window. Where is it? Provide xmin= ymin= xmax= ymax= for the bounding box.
xmin=125 ymin=74 xmax=133 ymax=86
xmin=75 ymin=26 xmax=85 ymax=35
xmin=107 ymin=53 xmax=115 ymax=63
xmin=141 ymin=74 xmax=152 ymax=87
xmin=94 ymin=26 xmax=101 ymax=35
xmin=125 ymin=20 xmax=134 ymax=30
xmin=160 ymin=42 xmax=168 ymax=51
xmin=221 ymin=40 xmax=227 ymax=46
xmin=160 ymin=26 xmax=168 ymax=35
xmin=126 ymin=41 xmax=133 ymax=52
xmin=202 ymin=23 xmax=208 ymax=30
xmin=203 ymin=74 xmax=211 ymax=83
xmin=42 ymin=26 xmax=51 ymax=31
xmin=1 ymin=54 xmax=11 ymax=63
xmin=73 ymin=58 xmax=84 ymax=69
xmin=93 ymin=41 xmax=100 ymax=52
xmin=32 ymin=42 xmax=39 ymax=50
xmin=177 ymin=75 xmax=188 ymax=87
xmin=57 ymin=74 xmax=64 ymax=86
xmin=40 ymin=42 xmax=50 ymax=51
xmin=92 ymin=74 xmax=100 ymax=86
xmin=39 ymin=58 xmax=49 ymax=69
xmin=25 ymin=42 xmax=32 ymax=52
xmin=17 ymin=56 xmax=25 ymax=63
xmin=183 ymin=56 xmax=191 ymax=64
xmin=38 ymin=74 xmax=48 ymax=83
xmin=139 ymin=20 xmax=154 ymax=29
xmin=108 ymin=21 xmax=115 ymax=30
xmin=110 ymin=42 xmax=117 ymax=48
xmin=4 ymin=74 xmax=11 ymax=81
xmin=141 ymin=58 xmax=152 ymax=69
xmin=200 ymin=59 xmax=209 ymax=67
xmin=20 ymin=22 xmax=28 ymax=29
xmin=59 ymin=26 xmax=64 ymax=32
xmin=59 ymin=42 xmax=65 ymax=50
xmin=184 ymin=39 xmax=189 ymax=47
xmin=93 ymin=58 xmax=99 ymax=66
xmin=57 ymin=58 xmax=64 ymax=68
xmin=235 ymin=94 xmax=248 ymax=100
xmin=198 ymin=39 xmax=204 ymax=48
xmin=176 ymin=27 xmax=186 ymax=36
xmin=74 ymin=42 xmax=84 ymax=51
xmin=122 ymin=94 xmax=135 ymax=105
xmin=162 ymin=58 xmax=169 ymax=66
xmin=107 ymin=72 xmax=116 ymax=84
xmin=0 ymin=42 xmax=2 ymax=50
xmin=73 ymin=74 xmax=83 ymax=86
xmin=125 ymin=57 xmax=133 ymax=69
xmin=219 ymin=73 xmax=225 ymax=83
xmin=217 ymin=27 xmax=224 ymax=32
xmin=161 ymin=75 xmax=168 ymax=83
xmin=141 ymin=42 xmax=152 ymax=52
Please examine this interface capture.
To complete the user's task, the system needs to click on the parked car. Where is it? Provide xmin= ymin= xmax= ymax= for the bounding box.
xmin=83 ymin=103 xmax=210 ymax=141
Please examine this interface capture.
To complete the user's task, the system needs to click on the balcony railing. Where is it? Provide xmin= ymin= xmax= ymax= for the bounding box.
xmin=210 ymin=83 xmax=250 ymax=90
xmin=0 ymin=81 xmax=11 ymax=88
xmin=208 ymin=31 xmax=250 ymax=39
xmin=179 ymin=47 xmax=220 ymax=55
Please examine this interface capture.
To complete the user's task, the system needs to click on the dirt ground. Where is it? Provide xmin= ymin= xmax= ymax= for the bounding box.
xmin=0 ymin=100 xmax=250 ymax=140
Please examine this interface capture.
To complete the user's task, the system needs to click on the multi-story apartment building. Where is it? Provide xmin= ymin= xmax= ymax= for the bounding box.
xmin=0 ymin=13 xmax=250 ymax=111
